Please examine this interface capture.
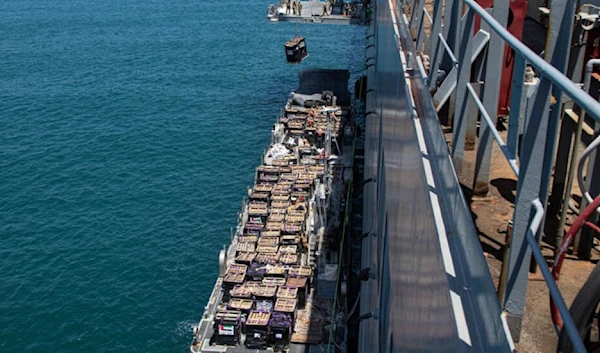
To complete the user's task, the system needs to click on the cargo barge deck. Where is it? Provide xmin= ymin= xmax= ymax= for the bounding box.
xmin=190 ymin=70 xmax=354 ymax=353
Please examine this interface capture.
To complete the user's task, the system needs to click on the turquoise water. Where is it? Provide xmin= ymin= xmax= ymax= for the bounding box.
xmin=0 ymin=1 xmax=364 ymax=351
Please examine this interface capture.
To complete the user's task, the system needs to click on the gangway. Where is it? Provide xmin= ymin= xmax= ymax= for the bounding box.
xmin=357 ymin=0 xmax=600 ymax=352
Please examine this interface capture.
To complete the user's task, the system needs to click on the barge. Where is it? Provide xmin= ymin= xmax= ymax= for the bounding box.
xmin=190 ymin=70 xmax=354 ymax=353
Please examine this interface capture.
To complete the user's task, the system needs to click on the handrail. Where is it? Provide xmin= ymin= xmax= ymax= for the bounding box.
xmin=526 ymin=200 xmax=587 ymax=353
xmin=463 ymin=0 xmax=600 ymax=122
xmin=466 ymin=83 xmax=519 ymax=175
xmin=459 ymin=1 xmax=596 ymax=350
xmin=404 ymin=0 xmax=600 ymax=350
xmin=438 ymin=33 xmax=458 ymax=65
xmin=423 ymin=6 xmax=432 ymax=24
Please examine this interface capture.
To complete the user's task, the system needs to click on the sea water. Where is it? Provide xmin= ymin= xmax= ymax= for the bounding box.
xmin=0 ymin=0 xmax=365 ymax=352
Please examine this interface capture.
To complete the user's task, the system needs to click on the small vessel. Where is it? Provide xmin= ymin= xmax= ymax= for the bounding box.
xmin=284 ymin=36 xmax=308 ymax=63
xmin=190 ymin=70 xmax=353 ymax=353
xmin=267 ymin=4 xmax=283 ymax=22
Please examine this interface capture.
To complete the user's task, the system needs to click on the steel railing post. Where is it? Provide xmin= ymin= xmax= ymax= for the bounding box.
xmin=441 ymin=0 xmax=460 ymax=73
xmin=528 ymin=0 xmax=577 ymax=275
xmin=451 ymin=8 xmax=475 ymax=174
xmin=549 ymin=20 xmax=591 ymax=217
xmin=415 ymin=5 xmax=426 ymax=51
xmin=506 ymin=55 xmax=526 ymax=160
xmin=427 ymin=0 xmax=443 ymax=91
xmin=473 ymin=0 xmax=510 ymax=196
xmin=408 ymin=0 xmax=419 ymax=33
xmin=503 ymin=74 xmax=553 ymax=341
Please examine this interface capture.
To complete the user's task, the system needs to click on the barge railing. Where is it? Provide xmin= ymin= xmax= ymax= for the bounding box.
xmin=401 ymin=0 xmax=600 ymax=349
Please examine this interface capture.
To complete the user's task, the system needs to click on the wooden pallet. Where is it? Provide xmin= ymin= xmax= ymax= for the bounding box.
xmin=257 ymin=165 xmax=280 ymax=173
xmin=247 ymin=311 xmax=271 ymax=326
xmin=286 ymin=277 xmax=308 ymax=288
xmin=254 ymin=183 xmax=273 ymax=192
xmin=280 ymin=173 xmax=299 ymax=181
xmin=215 ymin=310 xmax=242 ymax=322
xmin=272 ymin=159 xmax=291 ymax=167
xmin=255 ymin=253 xmax=280 ymax=264
xmin=236 ymin=242 xmax=255 ymax=253
xmin=223 ymin=271 xmax=246 ymax=284
xmin=254 ymin=284 xmax=277 ymax=298
xmin=235 ymin=252 xmax=256 ymax=263
xmin=257 ymin=236 xmax=280 ymax=246
xmin=248 ymin=204 xmax=268 ymax=216
xmin=275 ymin=298 xmax=298 ymax=313
xmin=288 ymin=266 xmax=312 ymax=277
xmin=297 ymin=172 xmax=315 ymax=179
xmin=265 ymin=222 xmax=283 ymax=231
xmin=227 ymin=264 xmax=247 ymax=274
xmin=249 ymin=191 xmax=269 ymax=200
xmin=268 ymin=207 xmax=287 ymax=214
xmin=268 ymin=213 xmax=286 ymax=222
xmin=259 ymin=174 xmax=279 ymax=182
xmin=230 ymin=282 xmax=260 ymax=298
xmin=230 ymin=285 xmax=252 ymax=298
xmin=275 ymin=186 xmax=293 ymax=194
xmin=244 ymin=222 xmax=264 ymax=231
xmin=260 ymin=230 xmax=280 ymax=237
xmin=277 ymin=286 xmax=298 ymax=299
xmin=282 ymin=224 xmax=302 ymax=234
xmin=287 ymin=122 xmax=305 ymax=130
xmin=271 ymin=201 xmax=290 ymax=208
xmin=238 ymin=235 xmax=258 ymax=243
xmin=262 ymin=277 xmax=286 ymax=286
xmin=279 ymin=245 xmax=298 ymax=254
xmin=270 ymin=194 xmax=290 ymax=202
xmin=256 ymin=244 xmax=278 ymax=253
xmin=265 ymin=264 xmax=286 ymax=276
xmin=288 ymin=208 xmax=307 ymax=215
xmin=228 ymin=298 xmax=253 ymax=311
xmin=286 ymin=214 xmax=305 ymax=223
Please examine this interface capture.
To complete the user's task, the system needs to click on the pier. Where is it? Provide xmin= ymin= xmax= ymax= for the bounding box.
xmin=268 ymin=0 xmax=366 ymax=25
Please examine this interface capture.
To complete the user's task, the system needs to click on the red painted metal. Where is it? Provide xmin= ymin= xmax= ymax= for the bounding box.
xmin=474 ymin=0 xmax=528 ymax=116
xmin=551 ymin=195 xmax=600 ymax=331
xmin=585 ymin=28 xmax=600 ymax=77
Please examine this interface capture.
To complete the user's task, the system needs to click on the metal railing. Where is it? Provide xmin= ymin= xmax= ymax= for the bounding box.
xmin=401 ymin=0 xmax=600 ymax=351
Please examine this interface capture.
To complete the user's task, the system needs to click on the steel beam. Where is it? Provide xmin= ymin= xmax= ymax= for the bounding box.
xmin=451 ymin=7 xmax=476 ymax=174
xmin=427 ymin=0 xmax=444 ymax=91
xmin=465 ymin=82 xmax=481 ymax=152
xmin=433 ymin=31 xmax=490 ymax=112
xmin=507 ymin=57 xmax=527 ymax=163
xmin=549 ymin=23 xmax=590 ymax=227
xmin=503 ymin=0 xmax=577 ymax=340
xmin=473 ymin=0 xmax=510 ymax=196
xmin=441 ymin=0 xmax=461 ymax=72
xmin=578 ymin=118 xmax=600 ymax=259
